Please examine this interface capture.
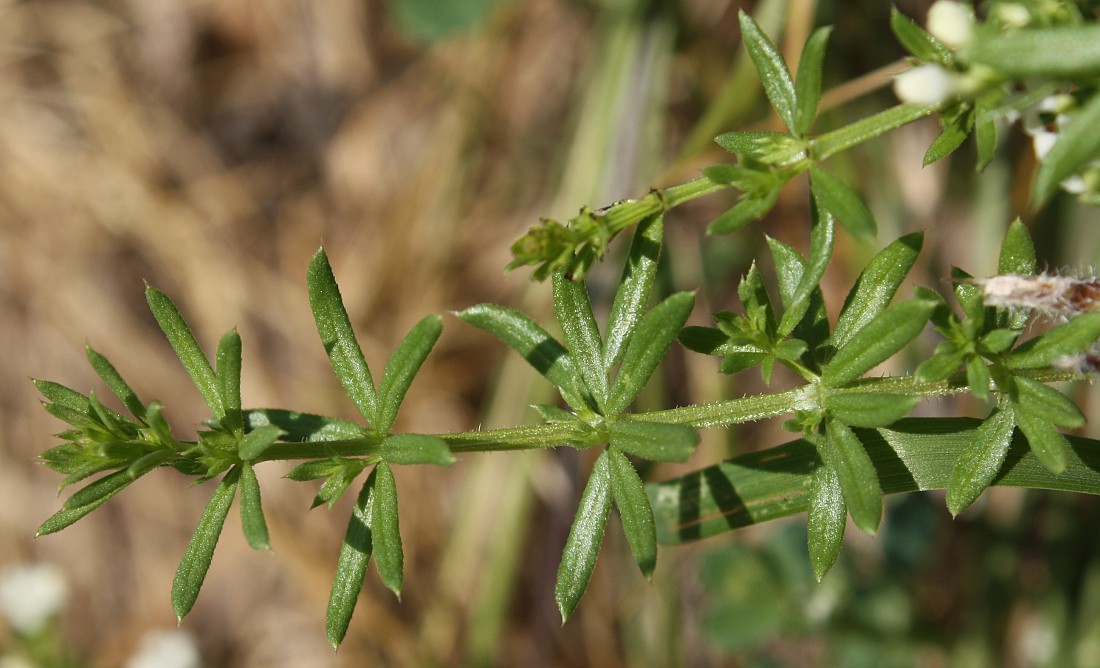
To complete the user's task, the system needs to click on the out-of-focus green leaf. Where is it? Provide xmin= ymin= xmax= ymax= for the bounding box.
xmin=966 ymin=24 xmax=1100 ymax=78
xmin=1009 ymin=313 xmax=1100 ymax=369
xmin=890 ymin=7 xmax=952 ymax=65
xmin=946 ymin=406 xmax=1015 ymax=516
xmin=604 ymin=215 xmax=663 ymax=372
xmin=706 ymin=189 xmax=781 ymax=236
xmin=553 ymin=271 xmax=608 ymax=410
xmin=380 ymin=433 xmax=454 ymax=467
xmin=1034 ymin=94 xmax=1100 ymax=202
xmin=833 ymin=233 xmax=923 ymax=349
xmin=377 ymin=315 xmax=443 ymax=433
xmin=556 ymin=450 xmax=612 ymax=623
xmin=239 ymin=461 xmax=270 ymax=551
xmin=794 ymin=27 xmax=832 ymax=136
xmin=738 ymin=11 xmax=797 ymax=133
xmin=607 ymin=292 xmax=695 ymax=414
xmin=825 ymin=392 xmax=921 ymax=428
xmin=307 ymin=247 xmax=378 ymax=425
xmin=975 ymin=98 xmax=998 ymax=171
xmin=822 ymin=299 xmax=935 ymax=387
xmin=389 ymin=0 xmax=501 ymax=43
xmin=809 ymin=167 xmax=876 ymax=240
xmin=146 ymin=285 xmax=224 ymax=420
xmin=821 ymin=422 xmax=882 ymax=534
xmin=610 ymin=420 xmax=698 ymax=463
xmin=806 ymin=463 xmax=845 ymax=582
xmin=85 ymin=347 xmax=145 ymax=422
xmin=172 ymin=466 xmax=240 ymax=621
xmin=923 ymin=107 xmax=973 ymax=166
xmin=326 ymin=470 xmax=376 ymax=649
xmin=372 ymin=463 xmax=403 ymax=598
xmin=608 ymin=447 xmax=657 ymax=579
xmin=215 ymin=330 xmax=243 ymax=434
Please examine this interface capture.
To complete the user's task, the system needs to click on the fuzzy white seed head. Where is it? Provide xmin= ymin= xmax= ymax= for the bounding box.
xmin=973 ymin=273 xmax=1100 ymax=315
xmin=927 ymin=1 xmax=975 ymax=49
xmin=894 ymin=64 xmax=958 ymax=105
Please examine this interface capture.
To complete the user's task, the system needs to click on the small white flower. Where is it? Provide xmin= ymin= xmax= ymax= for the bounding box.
xmin=125 ymin=630 xmax=202 ymax=668
xmin=0 ymin=564 xmax=67 ymax=635
xmin=992 ymin=3 xmax=1032 ymax=28
xmin=927 ymin=1 xmax=975 ymax=49
xmin=894 ymin=64 xmax=958 ymax=105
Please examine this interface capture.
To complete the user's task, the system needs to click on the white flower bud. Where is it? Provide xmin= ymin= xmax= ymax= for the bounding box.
xmin=927 ymin=1 xmax=975 ymax=49
xmin=893 ymin=64 xmax=958 ymax=105
xmin=992 ymin=3 xmax=1032 ymax=28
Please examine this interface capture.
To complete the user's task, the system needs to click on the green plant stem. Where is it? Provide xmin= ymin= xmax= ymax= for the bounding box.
xmin=810 ymin=103 xmax=939 ymax=162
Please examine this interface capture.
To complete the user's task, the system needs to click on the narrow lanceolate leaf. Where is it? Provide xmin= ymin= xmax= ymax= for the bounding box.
xmin=1009 ymin=313 xmax=1100 ymax=369
xmin=777 ymin=205 xmax=834 ymax=337
xmin=85 ymin=347 xmax=145 ymax=421
xmin=998 ymin=218 xmax=1037 ymax=329
xmin=607 ymin=292 xmax=696 ymax=414
xmin=556 ymin=450 xmax=612 ymax=623
xmin=307 ymin=247 xmax=378 ymax=425
xmin=371 ymin=463 xmax=402 ymax=598
xmin=833 ymin=233 xmax=923 ymax=349
xmin=809 ymin=167 xmax=875 ymax=240
xmin=172 ymin=466 xmax=240 ymax=621
xmin=923 ymin=108 xmax=973 ymax=166
xmin=239 ymin=461 xmax=270 ymax=550
xmin=377 ymin=315 xmax=443 ymax=433
xmin=821 ymin=422 xmax=882 ymax=534
xmin=608 ymin=447 xmax=657 ymax=579
xmin=37 ymin=470 xmax=133 ymax=536
xmin=825 ymin=392 xmax=921 ymax=429
xmin=967 ymin=24 xmax=1100 ymax=78
xmin=553 ymin=271 xmax=609 ymax=410
xmin=604 ymin=215 xmax=663 ymax=371
xmin=1014 ymin=410 xmax=1070 ymax=475
xmin=1012 ymin=377 xmax=1085 ymax=429
xmin=889 ymin=7 xmax=952 ymax=65
xmin=126 ymin=449 xmax=176 ymax=480
xmin=1033 ymin=93 xmax=1100 ymax=204
xmin=706 ymin=190 xmax=781 ymax=236
xmin=738 ymin=10 xmax=797 ymax=133
xmin=974 ymin=99 xmax=998 ymax=172
xmin=214 ymin=329 xmax=243 ymax=434
xmin=946 ymin=406 xmax=1016 ymax=516
xmin=822 ymin=299 xmax=936 ymax=387
xmin=237 ymin=424 xmax=284 ymax=462
xmin=326 ymin=470 xmax=376 ymax=649
xmin=146 ymin=285 xmax=224 ymax=419
xmin=793 ymin=27 xmax=832 ymax=136
xmin=34 ymin=380 xmax=91 ymax=414
xmin=456 ymin=304 xmax=586 ymax=409
xmin=244 ymin=409 xmax=368 ymax=443
xmin=807 ymin=463 xmax=845 ymax=582
xmin=609 ymin=420 xmax=698 ymax=463
xmin=379 ymin=433 xmax=454 ymax=467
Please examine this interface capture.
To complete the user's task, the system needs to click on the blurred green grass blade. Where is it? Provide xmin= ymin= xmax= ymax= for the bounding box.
xmin=239 ymin=461 xmax=270 ymax=551
xmin=237 ymin=424 xmax=284 ymax=461
xmin=604 ymin=215 xmax=663 ymax=372
xmin=649 ymin=417 xmax=1100 ymax=544
xmin=777 ymin=205 xmax=834 ymax=337
xmin=1032 ymin=94 xmax=1100 ymax=204
xmin=610 ymin=420 xmax=698 ymax=463
xmin=946 ymin=406 xmax=1015 ymax=516
xmin=378 ymin=315 xmax=443 ymax=433
xmin=608 ymin=447 xmax=657 ymax=579
xmin=889 ymin=7 xmax=952 ymax=65
xmin=1015 ymin=409 xmax=1069 ymax=474
xmin=832 ymin=233 xmax=923 ymax=349
xmin=380 ymin=433 xmax=454 ymax=467
xmin=244 ymin=409 xmax=367 ymax=443
xmin=966 ymin=24 xmax=1100 ymax=78
xmin=808 ymin=167 xmax=876 ymax=240
xmin=556 ymin=449 xmax=612 ymax=623
xmin=825 ymin=392 xmax=921 ymax=429
xmin=38 ymin=469 xmax=133 ymax=536
xmin=307 ymin=247 xmax=379 ymax=425
xmin=1009 ymin=313 xmax=1100 ymax=369
xmin=372 ymin=462 xmax=403 ymax=598
xmin=172 ymin=466 xmax=240 ymax=622
xmin=326 ymin=470 xmax=376 ymax=649
xmin=738 ymin=10 xmax=797 ymax=133
xmin=607 ymin=292 xmax=695 ymax=414
xmin=793 ymin=27 xmax=832 ymax=136
xmin=553 ymin=271 xmax=608 ymax=411
xmin=822 ymin=299 xmax=935 ymax=387
xmin=821 ymin=421 xmax=882 ymax=534
xmin=146 ymin=285 xmax=225 ymax=420
xmin=807 ymin=463 xmax=845 ymax=582
xmin=215 ymin=329 xmax=243 ymax=434
xmin=85 ymin=346 xmax=145 ymax=421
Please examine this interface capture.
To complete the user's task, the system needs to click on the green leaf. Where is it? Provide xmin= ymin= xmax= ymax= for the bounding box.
xmin=916 ymin=346 xmax=967 ymax=383
xmin=739 ymin=11 xmax=797 ymax=133
xmin=313 ymin=463 xmax=365 ymax=509
xmin=946 ymin=406 xmax=1016 ymax=516
xmin=237 ymin=424 xmax=284 ymax=461
xmin=740 ymin=262 xmax=775 ymax=329
xmin=706 ymin=190 xmax=781 ymax=235
xmin=714 ymin=131 xmax=802 ymax=160
xmin=215 ymin=330 xmax=243 ymax=435
xmin=825 ymin=392 xmax=921 ymax=428
xmin=820 ymin=422 xmax=882 ymax=534
xmin=1009 ymin=313 xmax=1100 ymax=369
xmin=239 ymin=461 xmax=270 ymax=550
xmin=678 ymin=326 xmax=729 ymax=355
xmin=555 ymin=450 xmax=612 ymax=623
xmin=37 ymin=469 xmax=133 ymax=536
xmin=377 ymin=315 xmax=443 ymax=433
xmin=806 ymin=463 xmax=845 ymax=582
xmin=85 ymin=347 xmax=145 ymax=421
xmin=967 ymin=24 xmax=1100 ymax=78
xmin=609 ymin=420 xmax=698 ymax=463
xmin=553 ymin=271 xmax=608 ymax=410
xmin=809 ymin=167 xmax=876 ymax=240
xmin=923 ymin=107 xmax=973 ymax=166
xmin=1034 ymin=94 xmax=1100 ymax=203
xmin=974 ymin=99 xmax=998 ymax=171
xmin=146 ymin=285 xmax=225 ymax=419
xmin=833 ymin=233 xmax=923 ymax=349
xmin=608 ymin=447 xmax=657 ymax=579
xmin=1014 ymin=409 xmax=1070 ymax=475
xmin=967 ymin=356 xmax=992 ymax=400
xmin=777 ymin=203 xmax=834 ymax=337
xmin=380 ymin=433 xmax=455 ymax=467
xmin=172 ymin=466 xmax=240 ymax=621
xmin=998 ymin=219 xmax=1037 ymax=327
xmin=889 ymin=7 xmax=952 ymax=65
xmin=793 ymin=27 xmax=832 ymax=136
xmin=34 ymin=380 xmax=91 ymax=414
xmin=244 ymin=409 xmax=368 ymax=443
xmin=604 ymin=215 xmax=663 ymax=372
xmin=607 ymin=292 xmax=696 ymax=414
xmin=822 ymin=298 xmax=935 ymax=387
xmin=326 ymin=470 xmax=376 ymax=649
xmin=125 ymin=449 xmax=176 ymax=480
xmin=1013 ymin=376 xmax=1085 ymax=429
xmin=307 ymin=247 xmax=379 ymax=425
xmin=372 ymin=463 xmax=403 ymax=598
xmin=456 ymin=304 xmax=586 ymax=410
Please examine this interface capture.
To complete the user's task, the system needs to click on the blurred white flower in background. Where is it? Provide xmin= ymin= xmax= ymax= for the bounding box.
xmin=0 ymin=564 xmax=67 ymax=635
xmin=894 ymin=64 xmax=959 ymax=105
xmin=125 ymin=630 xmax=202 ymax=668
xmin=927 ymin=0 xmax=975 ymax=49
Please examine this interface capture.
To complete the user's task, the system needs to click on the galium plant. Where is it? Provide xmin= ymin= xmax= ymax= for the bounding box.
xmin=32 ymin=1 xmax=1100 ymax=648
